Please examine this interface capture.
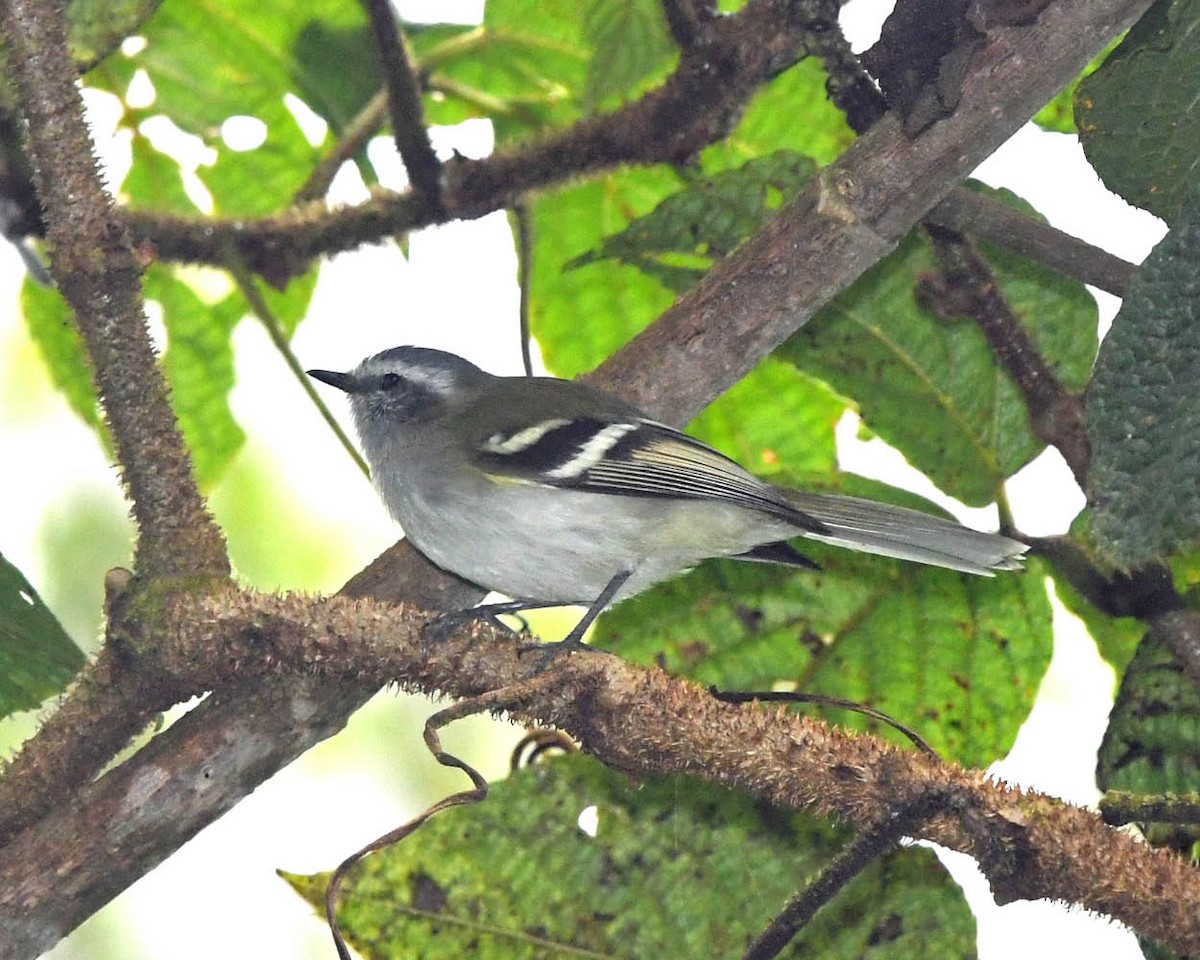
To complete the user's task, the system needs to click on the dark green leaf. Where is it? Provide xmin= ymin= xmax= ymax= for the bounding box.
xmin=597 ymin=476 xmax=1052 ymax=767
xmin=569 ymin=150 xmax=817 ymax=293
xmin=286 ymin=755 xmax=975 ymax=959
xmin=1098 ymin=629 xmax=1200 ymax=813
xmin=779 ymin=189 xmax=1097 ymax=506
xmin=1031 ymin=40 xmax=1116 ymax=134
xmin=580 ymin=0 xmax=675 ymax=111
xmin=1087 ymin=189 xmax=1200 ymax=568
xmin=1077 ymin=0 xmax=1200 ymax=223
xmin=0 ymin=552 xmax=85 ymax=719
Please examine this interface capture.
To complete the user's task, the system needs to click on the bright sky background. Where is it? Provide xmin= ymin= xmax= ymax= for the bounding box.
xmin=0 ymin=1 xmax=1170 ymax=958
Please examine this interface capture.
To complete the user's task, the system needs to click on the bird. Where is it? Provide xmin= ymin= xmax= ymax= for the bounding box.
xmin=308 ymin=346 xmax=1027 ymax=657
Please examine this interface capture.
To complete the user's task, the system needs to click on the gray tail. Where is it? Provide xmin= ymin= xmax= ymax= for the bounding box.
xmin=781 ymin=491 xmax=1027 ymax=576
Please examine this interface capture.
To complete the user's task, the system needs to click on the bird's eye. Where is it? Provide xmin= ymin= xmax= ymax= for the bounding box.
xmin=380 ymin=372 xmax=403 ymax=391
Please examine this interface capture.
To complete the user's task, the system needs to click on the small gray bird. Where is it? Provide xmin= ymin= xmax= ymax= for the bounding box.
xmin=309 ymin=347 xmax=1026 ymax=655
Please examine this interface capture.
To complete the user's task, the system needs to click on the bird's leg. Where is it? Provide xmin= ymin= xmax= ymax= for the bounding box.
xmin=520 ymin=569 xmax=632 ymax=670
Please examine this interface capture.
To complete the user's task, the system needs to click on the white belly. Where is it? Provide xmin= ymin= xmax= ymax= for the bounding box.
xmin=395 ymin=477 xmax=794 ymax=605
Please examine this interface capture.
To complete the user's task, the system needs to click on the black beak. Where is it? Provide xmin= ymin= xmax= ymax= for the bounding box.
xmin=306 ymin=369 xmax=357 ymax=393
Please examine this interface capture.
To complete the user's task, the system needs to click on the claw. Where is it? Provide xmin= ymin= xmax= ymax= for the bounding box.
xmin=518 ymin=636 xmax=601 ymax=673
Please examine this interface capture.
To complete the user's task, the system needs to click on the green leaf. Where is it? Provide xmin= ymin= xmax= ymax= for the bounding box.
xmin=778 ymin=189 xmax=1098 ymax=506
xmin=687 ymin=358 xmax=842 ymax=478
xmin=569 ymin=150 xmax=817 ymax=293
xmin=68 ymin=0 xmax=164 ymax=71
xmin=1050 ymin=574 xmax=1142 ymax=678
xmin=1031 ymin=40 xmax=1117 ymax=134
xmin=286 ymin=755 xmax=975 ymax=959
xmin=596 ymin=476 xmax=1052 ymax=767
xmin=705 ymin=58 xmax=856 ymax=170
xmin=1077 ymin=0 xmax=1200 ymax=223
xmin=1087 ymin=189 xmax=1200 ymax=568
xmin=0 ymin=552 xmax=85 ymax=719
xmin=420 ymin=0 xmax=590 ymax=142
xmin=1098 ymin=628 xmax=1200 ymax=807
xmin=146 ymin=263 xmax=317 ymax=490
xmin=201 ymin=97 xmax=320 ymax=215
xmin=580 ymin=0 xmax=675 ymax=111
xmin=529 ymin=167 xmax=682 ymax=378
xmin=146 ymin=266 xmax=244 ymax=489
xmin=20 ymin=278 xmax=105 ymax=438
xmin=122 ymin=130 xmax=197 ymax=214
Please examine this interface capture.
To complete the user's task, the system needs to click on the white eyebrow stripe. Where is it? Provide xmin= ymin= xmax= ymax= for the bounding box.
xmin=483 ymin=418 xmax=573 ymax=455
xmin=545 ymin=422 xmax=639 ymax=478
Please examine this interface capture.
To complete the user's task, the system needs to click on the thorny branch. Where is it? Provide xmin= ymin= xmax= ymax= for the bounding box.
xmin=0 ymin=0 xmax=227 ymax=580
xmin=3 ymin=587 xmax=1199 ymax=957
xmin=0 ymin=0 xmax=231 ymax=843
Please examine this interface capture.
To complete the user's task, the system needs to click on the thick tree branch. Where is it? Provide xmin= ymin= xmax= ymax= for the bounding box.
xmin=812 ymin=19 xmax=1134 ymax=317
xmin=0 ymin=0 xmax=227 ymax=581
xmin=3 ymin=587 xmax=1198 ymax=957
xmin=0 ymin=0 xmax=231 ymax=843
xmin=592 ymin=0 xmax=1151 ymax=425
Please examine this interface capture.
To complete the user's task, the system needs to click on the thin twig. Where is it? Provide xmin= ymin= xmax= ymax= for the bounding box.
xmin=801 ymin=6 xmax=887 ymax=133
xmin=928 ymin=187 xmax=1137 ymax=298
xmin=294 ymin=89 xmax=388 ymax=204
xmin=326 ymin=669 xmax=571 ymax=959
xmin=361 ymin=0 xmax=443 ymax=206
xmin=512 ymin=202 xmax=535 ymax=376
xmin=710 ymin=688 xmax=938 ymax=757
xmin=743 ymin=788 xmax=959 ymax=960
xmin=125 ymin=0 xmax=828 ymax=279
xmin=226 ymin=254 xmax=369 ymax=478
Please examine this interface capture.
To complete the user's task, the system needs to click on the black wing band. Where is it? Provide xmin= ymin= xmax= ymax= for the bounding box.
xmin=477 ymin=417 xmax=827 ymax=535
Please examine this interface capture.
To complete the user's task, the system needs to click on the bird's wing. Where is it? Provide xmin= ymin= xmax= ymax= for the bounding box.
xmin=473 ymin=415 xmax=827 ymax=535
